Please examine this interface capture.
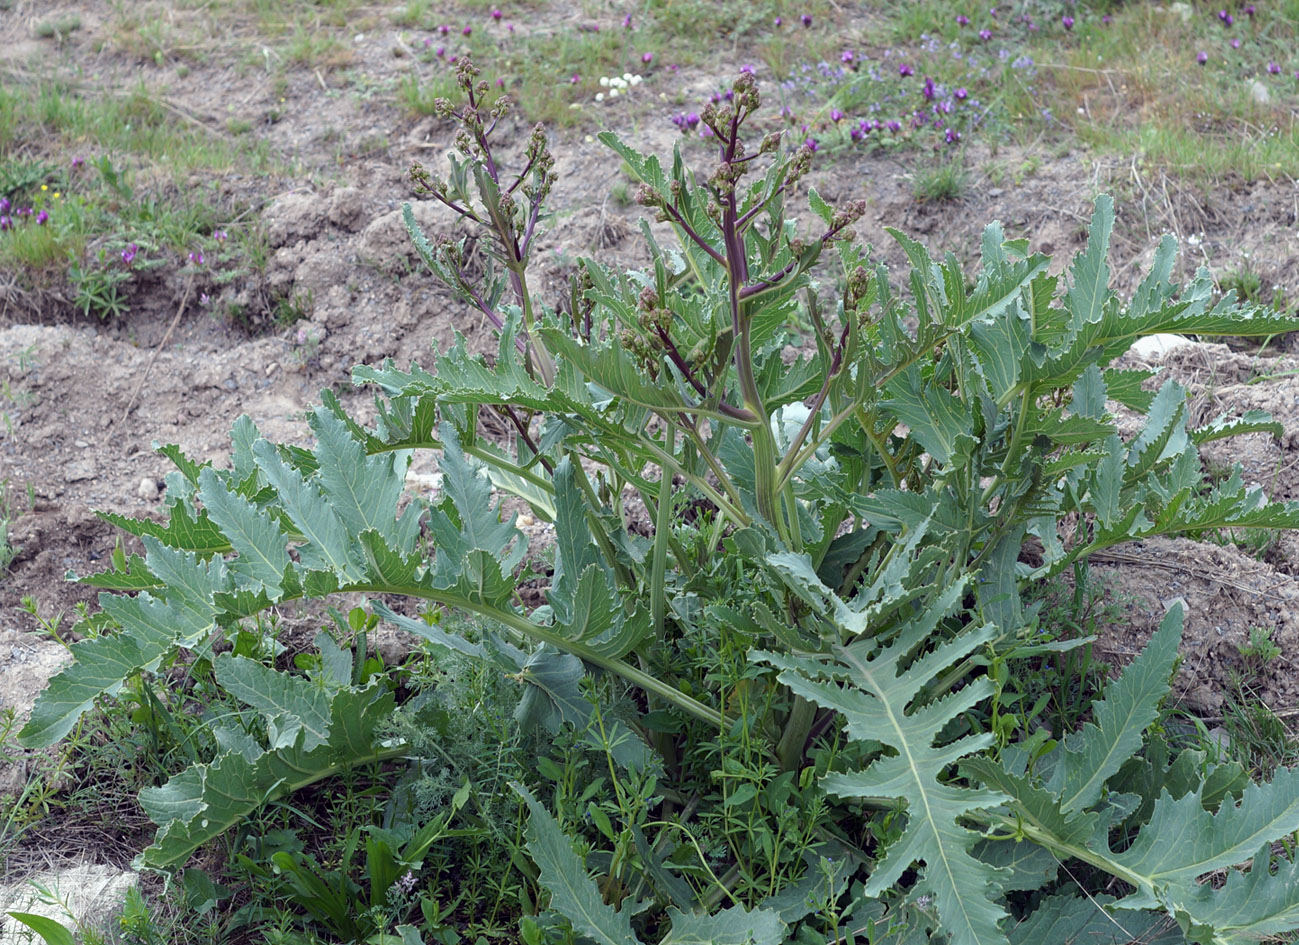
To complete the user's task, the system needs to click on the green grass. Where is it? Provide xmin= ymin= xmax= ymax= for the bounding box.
xmin=913 ymin=157 xmax=969 ymax=202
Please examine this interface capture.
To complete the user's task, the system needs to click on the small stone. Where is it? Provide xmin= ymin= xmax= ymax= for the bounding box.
xmin=518 ymin=514 xmax=535 ymax=527
xmin=74 ymin=439 xmax=88 ymax=448
xmin=137 ymin=477 xmax=160 ymax=501
xmin=222 ymin=376 xmax=239 ymax=392
xmin=988 ymin=187 xmax=1004 ymax=198
xmin=1249 ymin=80 xmax=1270 ymax=104
xmin=63 ymin=459 xmax=97 ymax=483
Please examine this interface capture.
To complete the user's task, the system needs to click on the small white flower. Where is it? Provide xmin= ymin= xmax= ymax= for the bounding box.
xmin=609 ymin=88 xmax=620 ymax=97
xmin=599 ymin=76 xmax=610 ymax=87
xmin=630 ymin=74 xmax=643 ymax=85
xmin=623 ymin=72 xmax=633 ymax=81
xmin=595 ymin=92 xmax=605 ymax=101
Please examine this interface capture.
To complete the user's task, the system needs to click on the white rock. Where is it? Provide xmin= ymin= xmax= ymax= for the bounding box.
xmin=137 ymin=477 xmax=159 ymax=501
xmin=0 ymin=865 xmax=136 ymax=945
xmin=1249 ymin=79 xmax=1270 ymax=104
xmin=1129 ymin=334 xmax=1195 ymax=358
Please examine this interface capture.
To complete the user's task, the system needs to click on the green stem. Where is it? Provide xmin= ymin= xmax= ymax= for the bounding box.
xmin=775 ymin=695 xmax=817 ymax=771
xmin=651 ymin=430 xmax=674 ymax=641
xmin=351 ymin=583 xmax=726 ymax=729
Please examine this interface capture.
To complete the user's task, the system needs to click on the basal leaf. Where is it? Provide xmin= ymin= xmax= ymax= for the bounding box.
xmin=1008 ymin=894 xmax=1182 ymax=945
xmin=1064 ymin=196 xmax=1113 ymax=333
xmin=1173 ymin=847 xmax=1299 ymax=945
xmin=513 ymin=782 xmax=642 ymax=945
xmin=1046 ymin=604 xmax=1181 ymax=813
xmin=883 ymin=364 xmax=972 ymax=466
xmin=138 ymin=682 xmax=396 ymax=868
xmin=369 ymin=600 xmax=486 ymax=660
xmin=661 ymin=905 xmax=786 ymax=945
xmin=214 ymin=654 xmax=332 ymax=751
xmin=198 ymin=467 xmax=290 ymax=599
xmin=755 ymin=581 xmax=1010 ymax=945
xmin=1111 ymin=765 xmax=1299 ymax=911
xmin=18 ymin=625 xmax=157 ymax=748
xmin=253 ymin=438 xmax=364 ymax=582
xmin=309 ymin=406 xmax=414 ymax=551
xmin=1190 ymin=410 xmax=1283 ymax=446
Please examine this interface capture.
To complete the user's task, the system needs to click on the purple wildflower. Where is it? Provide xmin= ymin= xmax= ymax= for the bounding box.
xmin=35 ymin=209 xmax=48 ymax=225
xmin=830 ymin=107 xmax=844 ymax=122
xmin=1218 ymin=9 xmax=1233 ymax=26
xmin=945 ymin=127 xmax=961 ymax=144
xmin=491 ymin=8 xmax=502 ymax=19
xmin=462 ymin=25 xmax=472 ymax=35
xmin=642 ymin=51 xmax=653 ymax=63
xmin=0 ymin=197 xmax=8 ymax=214
xmin=1061 ymin=15 xmax=1074 ymax=29
xmin=801 ymin=13 xmax=812 ymax=27
xmin=0 ymin=217 xmax=10 ymax=231
xmin=886 ymin=119 xmax=902 ymax=132
xmin=199 ymin=292 xmax=211 ymax=307
xmin=214 ymin=229 xmax=228 ymax=242
xmin=1269 ymin=61 xmax=1282 ymax=74
xmin=122 ymin=244 xmax=138 ymax=264
xmin=774 ymin=15 xmax=782 ymax=26
xmin=1197 ymin=50 xmax=1208 ymax=64
xmin=1101 ymin=13 xmax=1111 ymax=23
xmin=922 ymin=76 xmax=935 ymax=100
xmin=71 ymin=157 xmax=84 ymax=169
xmin=740 ymin=63 xmax=755 ymax=74
xmin=955 ymin=87 xmax=968 ymax=99
xmin=899 ymin=63 xmax=913 ymax=76
xmin=188 ymin=250 xmax=204 ymax=265
xmin=850 ymin=126 xmax=863 ymax=141
xmin=1231 ymin=37 xmax=1241 ymax=48
xmin=841 ymin=50 xmax=855 ymax=63
xmin=570 ymin=72 xmax=580 ymax=83
xmin=956 ymin=14 xmax=969 ymax=25
xmin=438 ymin=24 xmax=449 ymax=34
xmin=804 ymin=136 xmax=819 ymax=151
xmin=1244 ymin=4 xmax=1255 ymax=15
xmin=978 ymin=28 xmax=992 ymax=40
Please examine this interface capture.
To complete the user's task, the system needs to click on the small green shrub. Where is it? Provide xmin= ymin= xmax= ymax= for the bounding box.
xmin=20 ymin=61 xmax=1299 ymax=945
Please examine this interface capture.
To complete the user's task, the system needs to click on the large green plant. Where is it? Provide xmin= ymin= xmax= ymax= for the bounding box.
xmin=21 ymin=61 xmax=1299 ymax=943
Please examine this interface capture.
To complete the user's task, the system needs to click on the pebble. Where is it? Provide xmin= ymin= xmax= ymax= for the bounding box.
xmin=1249 ymin=80 xmax=1270 ymax=105
xmin=74 ymin=439 xmax=88 ymax=448
xmin=223 ymin=377 xmax=239 ymax=392
xmin=137 ymin=477 xmax=160 ymax=501
xmin=63 ymin=459 xmax=97 ymax=483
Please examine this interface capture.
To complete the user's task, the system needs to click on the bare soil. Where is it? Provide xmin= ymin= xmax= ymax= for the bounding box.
xmin=2 ymin=0 xmax=1299 ymax=853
